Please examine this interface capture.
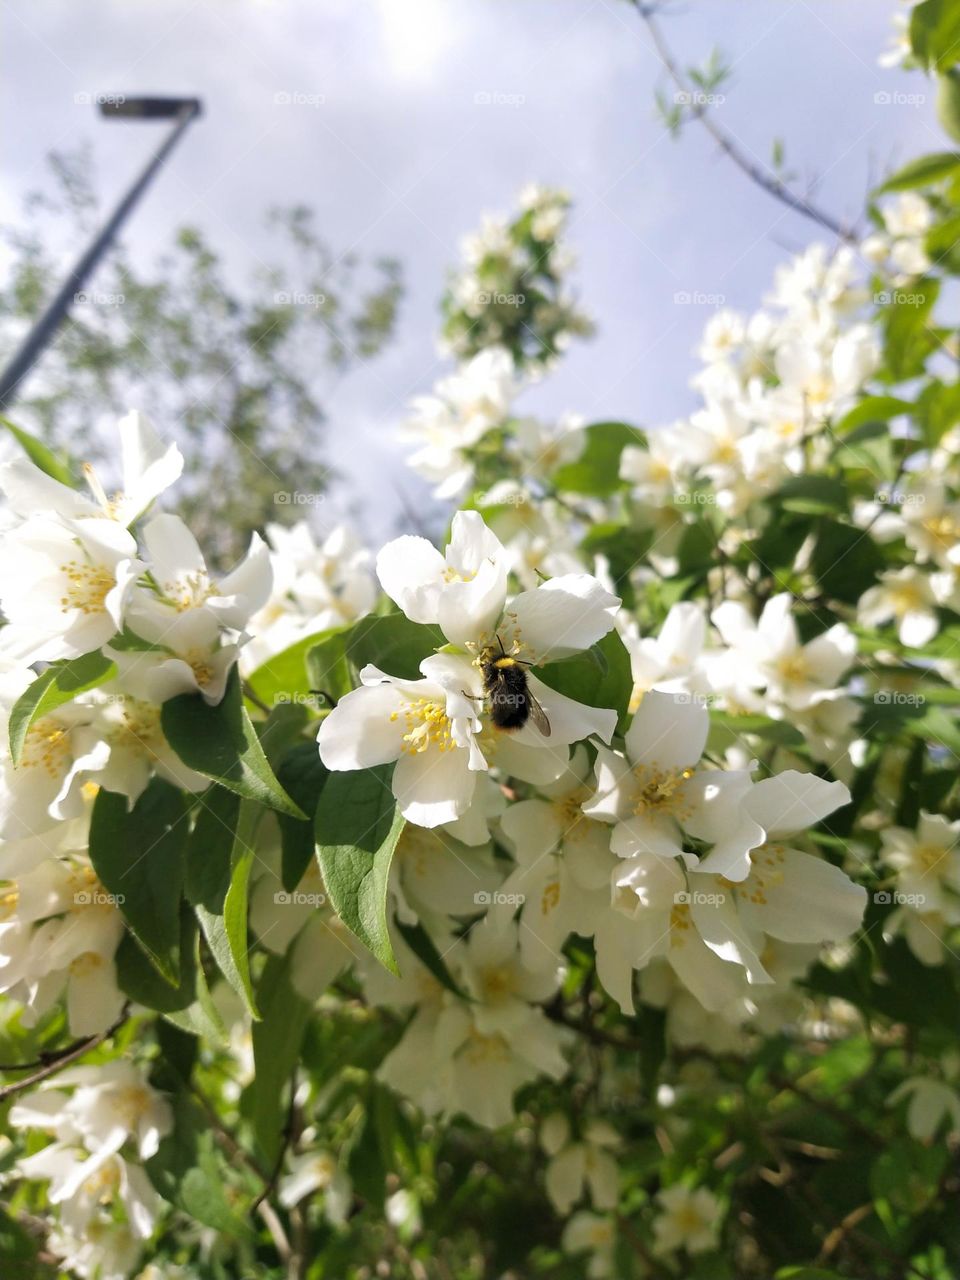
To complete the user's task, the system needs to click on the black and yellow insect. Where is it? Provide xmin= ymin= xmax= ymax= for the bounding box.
xmin=480 ymin=637 xmax=551 ymax=736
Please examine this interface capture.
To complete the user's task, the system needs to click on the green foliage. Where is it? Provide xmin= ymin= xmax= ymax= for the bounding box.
xmin=89 ymin=780 xmax=187 ymax=983
xmin=161 ymin=668 xmax=305 ymax=818
xmin=7 ymin=649 xmax=115 ymax=764
xmin=315 ymin=764 xmax=405 ymax=972
xmin=552 ymin=421 xmax=646 ymax=496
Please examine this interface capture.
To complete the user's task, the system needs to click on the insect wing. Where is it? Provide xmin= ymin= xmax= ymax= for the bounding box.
xmin=527 ymin=689 xmax=551 ymax=738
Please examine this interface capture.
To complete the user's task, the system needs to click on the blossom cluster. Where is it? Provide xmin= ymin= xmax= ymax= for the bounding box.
xmin=3 ymin=116 xmax=960 ymax=1278
xmin=440 ymin=183 xmax=593 ymax=370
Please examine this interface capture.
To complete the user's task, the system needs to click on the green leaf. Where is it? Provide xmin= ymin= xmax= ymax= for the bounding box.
xmin=146 ymin=1092 xmax=254 ymax=1235
xmin=184 ymin=785 xmax=239 ymax=910
xmin=276 ymin=742 xmax=329 ymax=892
xmin=161 ymin=667 xmax=305 ymax=819
xmin=306 ymin=629 xmax=357 ymax=704
xmin=345 ymin=613 xmax=445 ymax=681
xmin=193 ymin=799 xmax=261 ymax=1018
xmin=251 ymin=951 xmax=311 ymax=1164
xmin=580 ymin=522 xmax=652 ymax=608
xmin=879 ymin=276 xmax=940 ymax=381
xmin=0 ymin=415 xmax=74 ymax=486
xmin=315 ymin=764 xmax=405 ymax=973
xmin=395 ymin=919 xmax=469 ymax=999
xmin=910 ymin=0 xmax=960 ymax=71
xmin=774 ymin=475 xmax=848 ymax=516
xmin=834 ymin=395 xmax=912 ymax=433
xmin=810 ymin=520 xmax=883 ymax=603
xmin=937 ymin=68 xmax=960 ymax=145
xmin=775 ymin=1270 xmax=844 ymax=1280
xmin=8 ymin=650 xmax=116 ymax=765
xmin=113 ymin=912 xmax=198 ymax=1012
xmin=915 ymin=377 xmax=960 ymax=445
xmin=535 ymin=630 xmax=633 ymax=731
xmin=245 ymin=622 xmax=353 ymax=706
xmin=89 ymin=780 xmax=188 ymax=983
xmin=552 ymin=421 xmax=645 ymax=496
xmin=879 ymin=149 xmax=960 ymax=191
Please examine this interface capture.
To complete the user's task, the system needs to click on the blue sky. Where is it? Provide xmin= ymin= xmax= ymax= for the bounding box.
xmin=0 ymin=0 xmax=942 ymax=541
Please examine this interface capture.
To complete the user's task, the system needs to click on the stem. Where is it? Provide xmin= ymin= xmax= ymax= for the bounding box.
xmin=0 ymin=1007 xmax=129 ymax=1103
xmin=633 ymin=2 xmax=854 ymax=242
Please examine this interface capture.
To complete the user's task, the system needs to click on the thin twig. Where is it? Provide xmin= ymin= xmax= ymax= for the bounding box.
xmin=190 ymin=1084 xmax=294 ymax=1263
xmin=250 ymin=1068 xmax=298 ymax=1213
xmin=0 ymin=1007 xmax=129 ymax=1103
xmin=633 ymin=2 xmax=855 ymax=242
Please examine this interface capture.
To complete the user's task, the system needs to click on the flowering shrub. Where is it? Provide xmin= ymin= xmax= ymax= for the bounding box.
xmin=3 ymin=11 xmax=960 ymax=1279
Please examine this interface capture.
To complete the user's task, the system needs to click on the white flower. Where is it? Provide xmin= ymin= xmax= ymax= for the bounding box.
xmin=712 ymin=594 xmax=856 ymax=712
xmin=858 ymin=567 xmax=939 ymax=647
xmin=86 ymin=690 xmax=209 ymax=800
xmin=318 ymin=655 xmax=486 ymax=827
xmin=108 ymin=512 xmax=271 ymax=705
xmin=878 ymin=11 xmax=911 ymax=67
xmin=883 ymin=192 xmax=933 ymax=239
xmin=377 ymin=511 xmax=508 ymax=648
xmin=454 ymin=917 xmax=563 ymax=1038
xmin=0 ymin=409 xmax=182 ymax=528
xmin=561 ymin=1212 xmax=616 ymax=1278
xmin=402 ymin=348 xmax=518 ymax=497
xmin=624 ymin=602 xmax=708 ymax=708
xmin=495 ymin=746 xmax=615 ymax=964
xmin=10 ymin=1063 xmax=171 ymax=1249
xmin=619 ymin=427 xmax=686 ymax=506
xmin=53 ymin=1061 xmax=173 ymax=1161
xmin=0 ymin=859 xmax=125 ymax=1033
xmin=378 ymin=509 xmax=620 ymax=664
xmin=887 ymin=1078 xmax=960 ymax=1141
xmin=653 ymin=1184 xmax=722 ymax=1255
xmin=881 ymin=811 xmax=960 ymax=913
xmin=107 ymin=611 xmax=241 ymax=706
xmin=244 ymin=522 xmax=375 ymax=670
xmin=0 ymin=515 xmax=141 ymax=661
xmin=0 ymin=693 xmax=107 ymax=838
xmin=279 ymin=1150 xmax=352 ymax=1224
xmin=126 ymin=512 xmax=272 ymax=636
xmin=541 ymin=1113 xmax=620 ymax=1214
xmin=583 ymin=689 xmax=760 ymax=865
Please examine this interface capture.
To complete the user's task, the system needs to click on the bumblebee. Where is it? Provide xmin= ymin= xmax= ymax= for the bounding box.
xmin=480 ymin=638 xmax=551 ymax=736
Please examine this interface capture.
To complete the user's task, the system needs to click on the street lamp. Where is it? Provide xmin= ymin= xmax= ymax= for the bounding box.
xmin=0 ymin=95 xmax=203 ymax=409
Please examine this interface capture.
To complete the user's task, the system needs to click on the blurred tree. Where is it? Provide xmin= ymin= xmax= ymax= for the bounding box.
xmin=0 ymin=145 xmax=403 ymax=563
